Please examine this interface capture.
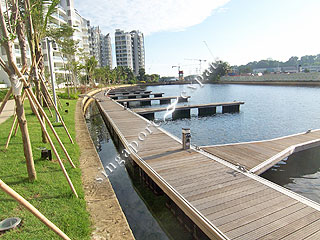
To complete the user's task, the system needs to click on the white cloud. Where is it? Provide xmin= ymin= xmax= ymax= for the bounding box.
xmin=74 ymin=0 xmax=231 ymax=35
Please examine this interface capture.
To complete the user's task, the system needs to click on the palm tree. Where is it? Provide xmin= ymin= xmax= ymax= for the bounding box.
xmin=24 ymin=0 xmax=60 ymax=143
xmin=84 ymin=56 xmax=98 ymax=87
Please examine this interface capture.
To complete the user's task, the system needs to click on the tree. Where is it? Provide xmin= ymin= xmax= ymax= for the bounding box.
xmin=83 ymin=56 xmax=98 ymax=86
xmin=24 ymin=0 xmax=60 ymax=143
xmin=203 ymin=60 xmax=231 ymax=82
xmin=94 ymin=67 xmax=106 ymax=85
xmin=138 ymin=67 xmax=146 ymax=82
xmin=0 ymin=0 xmax=36 ymax=181
xmin=48 ymin=24 xmax=78 ymax=95
xmin=238 ymin=66 xmax=252 ymax=74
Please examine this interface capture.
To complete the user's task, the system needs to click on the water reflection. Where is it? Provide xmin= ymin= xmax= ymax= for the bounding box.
xmin=261 ymin=146 xmax=320 ymax=203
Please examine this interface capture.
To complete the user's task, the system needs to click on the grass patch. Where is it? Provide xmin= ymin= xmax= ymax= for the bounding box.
xmin=0 ymin=99 xmax=91 ymax=239
xmin=0 ymin=89 xmax=12 ymax=102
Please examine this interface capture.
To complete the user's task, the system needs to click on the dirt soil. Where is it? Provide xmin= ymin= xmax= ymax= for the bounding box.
xmin=75 ymin=99 xmax=134 ymax=240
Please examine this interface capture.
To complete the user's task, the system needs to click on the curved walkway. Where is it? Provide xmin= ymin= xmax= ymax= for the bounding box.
xmin=0 ymin=99 xmax=15 ymax=124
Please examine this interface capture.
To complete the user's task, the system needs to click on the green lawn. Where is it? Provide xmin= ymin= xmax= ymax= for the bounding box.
xmin=0 ymin=89 xmax=12 ymax=102
xmin=0 ymin=99 xmax=91 ymax=239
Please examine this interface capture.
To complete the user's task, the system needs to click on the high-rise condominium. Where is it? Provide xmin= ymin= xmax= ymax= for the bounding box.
xmin=100 ymin=34 xmax=113 ymax=69
xmin=115 ymin=29 xmax=145 ymax=75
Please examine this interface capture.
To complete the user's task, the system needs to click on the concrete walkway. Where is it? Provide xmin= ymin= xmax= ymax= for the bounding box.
xmin=0 ymin=99 xmax=15 ymax=124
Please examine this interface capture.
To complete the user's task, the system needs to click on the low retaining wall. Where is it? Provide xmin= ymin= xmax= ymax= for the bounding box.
xmin=221 ymin=72 xmax=320 ymax=83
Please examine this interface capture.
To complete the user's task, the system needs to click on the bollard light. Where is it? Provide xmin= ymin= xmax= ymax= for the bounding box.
xmin=0 ymin=217 xmax=21 ymax=232
xmin=182 ymin=128 xmax=191 ymax=150
xmin=41 ymin=148 xmax=52 ymax=160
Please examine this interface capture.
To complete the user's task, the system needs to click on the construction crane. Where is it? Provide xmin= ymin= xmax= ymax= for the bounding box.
xmin=203 ymin=41 xmax=215 ymax=60
xmin=184 ymin=58 xmax=207 ymax=75
xmin=172 ymin=65 xmax=184 ymax=81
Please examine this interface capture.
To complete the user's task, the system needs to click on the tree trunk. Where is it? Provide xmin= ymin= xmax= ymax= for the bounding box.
xmin=11 ymin=0 xmax=27 ymax=68
xmin=15 ymin=95 xmax=36 ymax=181
xmin=34 ymin=47 xmax=48 ymax=143
xmin=34 ymin=74 xmax=47 ymax=143
xmin=0 ymin=2 xmax=36 ymax=182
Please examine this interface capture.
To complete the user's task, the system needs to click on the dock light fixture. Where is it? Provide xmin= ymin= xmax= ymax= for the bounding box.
xmin=182 ymin=128 xmax=191 ymax=150
xmin=0 ymin=217 xmax=21 ymax=232
xmin=41 ymin=148 xmax=52 ymax=160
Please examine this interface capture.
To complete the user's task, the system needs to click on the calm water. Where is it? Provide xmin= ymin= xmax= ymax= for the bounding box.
xmin=144 ymin=84 xmax=320 ymax=203
xmin=145 ymin=84 xmax=320 ymax=145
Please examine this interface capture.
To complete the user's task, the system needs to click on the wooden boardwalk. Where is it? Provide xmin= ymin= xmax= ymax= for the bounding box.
xmin=116 ymin=96 xmax=190 ymax=107
xmin=202 ymin=130 xmax=320 ymax=175
xmin=132 ymin=101 xmax=244 ymax=119
xmin=110 ymin=92 xmax=164 ymax=99
xmin=95 ymin=91 xmax=320 ymax=240
xmin=109 ymin=90 xmax=152 ymax=95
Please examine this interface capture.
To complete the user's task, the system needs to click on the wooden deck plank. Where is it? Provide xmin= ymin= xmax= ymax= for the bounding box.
xmin=213 ymin=195 xmax=295 ymax=227
xmin=132 ymin=101 xmax=245 ymax=114
xmin=202 ymin=129 xmax=320 ymax=174
xmin=281 ymin=219 xmax=320 ymax=240
xmin=225 ymin=202 xmax=305 ymax=239
xmin=234 ymin=206 xmax=315 ymax=239
xmin=258 ymin=211 xmax=320 ymax=240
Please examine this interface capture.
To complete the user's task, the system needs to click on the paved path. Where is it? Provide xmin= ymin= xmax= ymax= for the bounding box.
xmin=0 ymin=99 xmax=15 ymax=124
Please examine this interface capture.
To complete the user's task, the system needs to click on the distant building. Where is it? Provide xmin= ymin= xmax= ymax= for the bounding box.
xmin=301 ymin=65 xmax=320 ymax=72
xmin=115 ymin=29 xmax=133 ymax=70
xmin=0 ymin=0 xmax=113 ymax=86
xmin=281 ymin=66 xmax=298 ymax=73
xmin=130 ymin=30 xmax=145 ymax=75
xmin=115 ymin=29 xmax=145 ymax=75
xmin=90 ymin=26 xmax=101 ymax=66
xmin=100 ymin=33 xmax=113 ymax=69
xmin=252 ymin=67 xmax=281 ymax=74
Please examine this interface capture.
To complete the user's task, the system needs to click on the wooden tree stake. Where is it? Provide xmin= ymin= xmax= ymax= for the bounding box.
xmin=40 ymin=90 xmax=53 ymax=118
xmin=0 ymin=179 xmax=71 ymax=240
xmin=5 ymin=91 xmax=26 ymax=149
xmin=39 ymin=75 xmax=74 ymax=144
xmin=27 ymin=92 xmax=78 ymax=197
xmin=9 ymin=61 xmax=76 ymax=168
xmin=0 ymin=87 xmax=12 ymax=115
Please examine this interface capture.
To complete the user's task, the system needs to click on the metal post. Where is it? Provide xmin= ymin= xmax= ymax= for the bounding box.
xmin=182 ymin=128 xmax=191 ymax=150
xmin=46 ymin=38 xmax=59 ymax=122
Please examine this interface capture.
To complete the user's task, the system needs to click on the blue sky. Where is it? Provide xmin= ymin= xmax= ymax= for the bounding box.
xmin=75 ymin=0 xmax=320 ymax=77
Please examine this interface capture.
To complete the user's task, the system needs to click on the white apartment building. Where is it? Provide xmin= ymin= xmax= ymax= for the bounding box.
xmin=59 ymin=0 xmax=91 ymax=63
xmin=42 ymin=2 xmax=69 ymax=83
xmin=100 ymin=33 xmax=112 ymax=69
xmin=131 ymin=30 xmax=145 ymax=75
xmin=90 ymin=26 xmax=101 ymax=66
xmin=115 ymin=29 xmax=145 ymax=75
xmin=0 ymin=0 xmax=112 ymax=87
xmin=115 ymin=29 xmax=133 ymax=70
